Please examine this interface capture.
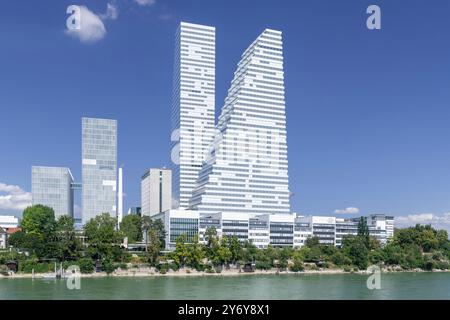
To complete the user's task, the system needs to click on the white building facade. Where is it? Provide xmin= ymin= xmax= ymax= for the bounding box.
xmin=171 ymin=22 xmax=216 ymax=209
xmin=154 ymin=211 xmax=394 ymax=250
xmin=141 ymin=168 xmax=172 ymax=217
xmin=190 ymin=29 xmax=290 ymax=216
xmin=0 ymin=216 xmax=19 ymax=230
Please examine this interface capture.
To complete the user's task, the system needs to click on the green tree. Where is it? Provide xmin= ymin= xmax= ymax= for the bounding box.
xmin=228 ymin=236 xmax=243 ymax=264
xmin=120 ymin=214 xmax=142 ymax=243
xmin=172 ymin=234 xmax=189 ymax=267
xmin=146 ymin=228 xmax=163 ymax=265
xmin=305 ymin=236 xmax=320 ymax=248
xmin=53 ymin=215 xmax=82 ymax=261
xmin=185 ymin=235 xmax=205 ymax=269
xmin=11 ymin=205 xmax=59 ymax=258
xmin=84 ymin=213 xmax=124 ymax=261
xmin=21 ymin=205 xmax=57 ymax=239
xmin=342 ymin=235 xmax=369 ymax=270
xmin=357 ymin=216 xmax=370 ymax=248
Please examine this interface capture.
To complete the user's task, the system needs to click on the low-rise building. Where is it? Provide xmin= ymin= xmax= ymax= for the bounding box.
xmin=0 ymin=215 xmax=19 ymax=230
xmin=153 ymin=210 xmax=199 ymax=250
xmin=153 ymin=210 xmax=395 ymax=250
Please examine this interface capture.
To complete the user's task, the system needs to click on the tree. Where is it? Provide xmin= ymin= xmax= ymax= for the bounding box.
xmin=21 ymin=205 xmax=57 ymax=239
xmin=84 ymin=213 xmax=124 ymax=261
xmin=241 ymin=241 xmax=258 ymax=263
xmin=11 ymin=205 xmax=59 ymax=258
xmin=305 ymin=236 xmax=320 ymax=248
xmin=357 ymin=217 xmax=370 ymax=248
xmin=120 ymin=214 xmax=142 ymax=243
xmin=53 ymin=215 xmax=82 ymax=261
xmin=205 ymin=227 xmax=218 ymax=248
xmin=141 ymin=216 xmax=152 ymax=252
xmin=147 ymin=228 xmax=162 ymax=265
xmin=342 ymin=235 xmax=369 ymax=270
xmin=172 ymin=234 xmax=189 ymax=267
xmin=228 ymin=236 xmax=243 ymax=264
xmin=185 ymin=235 xmax=205 ymax=269
xmin=151 ymin=219 xmax=166 ymax=249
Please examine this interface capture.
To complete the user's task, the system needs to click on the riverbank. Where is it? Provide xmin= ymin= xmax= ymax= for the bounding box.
xmin=2 ymin=266 xmax=447 ymax=279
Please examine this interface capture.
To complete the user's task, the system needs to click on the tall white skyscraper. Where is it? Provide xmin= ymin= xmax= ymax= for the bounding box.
xmin=31 ymin=166 xmax=74 ymax=218
xmin=190 ymin=29 xmax=291 ymax=215
xmin=141 ymin=168 xmax=172 ymax=217
xmin=82 ymin=117 xmax=118 ymax=225
xmin=171 ymin=22 xmax=216 ymax=208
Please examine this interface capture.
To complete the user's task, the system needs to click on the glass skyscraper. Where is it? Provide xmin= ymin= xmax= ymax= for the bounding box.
xmin=190 ymin=29 xmax=291 ymax=215
xmin=82 ymin=117 xmax=118 ymax=225
xmin=31 ymin=166 xmax=74 ymax=218
xmin=171 ymin=22 xmax=216 ymax=208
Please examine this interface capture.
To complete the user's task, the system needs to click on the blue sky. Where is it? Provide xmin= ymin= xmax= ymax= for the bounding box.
xmin=1 ymin=0 xmax=450 ymax=230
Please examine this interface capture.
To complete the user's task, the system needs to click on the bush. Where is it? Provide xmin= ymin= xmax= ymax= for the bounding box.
xmin=78 ymin=258 xmax=94 ymax=274
xmin=157 ymin=263 xmax=169 ymax=274
xmin=116 ymin=263 xmax=128 ymax=270
xmin=0 ymin=265 xmax=9 ymax=275
xmin=169 ymin=263 xmax=179 ymax=272
xmin=103 ymin=260 xmax=117 ymax=275
xmin=289 ymin=260 xmax=304 ymax=272
xmin=343 ymin=265 xmax=352 ymax=272
xmin=19 ymin=261 xmax=53 ymax=273
xmin=255 ymin=261 xmax=271 ymax=270
xmin=433 ymin=261 xmax=450 ymax=270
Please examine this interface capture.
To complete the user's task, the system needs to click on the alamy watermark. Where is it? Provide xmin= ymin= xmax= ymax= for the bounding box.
xmin=366 ymin=265 xmax=381 ymax=290
xmin=66 ymin=265 xmax=81 ymax=290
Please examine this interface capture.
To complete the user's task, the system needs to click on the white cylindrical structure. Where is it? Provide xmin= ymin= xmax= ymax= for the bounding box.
xmin=118 ymin=167 xmax=123 ymax=225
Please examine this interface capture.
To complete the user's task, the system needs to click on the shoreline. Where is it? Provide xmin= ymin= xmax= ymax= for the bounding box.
xmin=2 ymin=267 xmax=448 ymax=279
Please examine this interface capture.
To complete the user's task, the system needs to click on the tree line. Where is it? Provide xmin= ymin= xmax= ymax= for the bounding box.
xmin=1 ymin=205 xmax=450 ymax=275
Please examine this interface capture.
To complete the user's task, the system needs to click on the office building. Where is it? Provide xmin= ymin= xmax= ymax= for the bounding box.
xmin=369 ymin=214 xmax=394 ymax=239
xmin=82 ymin=117 xmax=118 ymax=225
xmin=31 ymin=166 xmax=74 ymax=218
xmin=190 ymin=28 xmax=290 ymax=216
xmin=153 ymin=209 xmax=200 ymax=250
xmin=154 ymin=210 xmax=395 ymax=250
xmin=141 ymin=168 xmax=172 ymax=217
xmin=171 ymin=22 xmax=216 ymax=208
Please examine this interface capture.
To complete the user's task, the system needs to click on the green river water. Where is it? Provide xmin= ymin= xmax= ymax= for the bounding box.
xmin=1 ymin=273 xmax=449 ymax=300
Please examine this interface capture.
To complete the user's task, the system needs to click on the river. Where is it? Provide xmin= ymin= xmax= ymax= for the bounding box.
xmin=1 ymin=273 xmax=449 ymax=299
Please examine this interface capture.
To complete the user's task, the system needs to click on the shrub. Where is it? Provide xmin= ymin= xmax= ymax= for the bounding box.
xmin=102 ymin=260 xmax=117 ymax=275
xmin=0 ymin=265 xmax=9 ymax=275
xmin=343 ymin=265 xmax=352 ymax=272
xmin=19 ymin=261 xmax=53 ymax=273
xmin=169 ymin=263 xmax=179 ymax=272
xmin=116 ymin=263 xmax=128 ymax=270
xmin=433 ymin=261 xmax=450 ymax=270
xmin=158 ymin=264 xmax=169 ymax=274
xmin=78 ymin=258 xmax=94 ymax=274
xmin=289 ymin=260 xmax=304 ymax=272
xmin=255 ymin=261 xmax=271 ymax=270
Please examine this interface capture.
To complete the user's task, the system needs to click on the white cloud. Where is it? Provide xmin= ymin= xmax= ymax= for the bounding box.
xmin=0 ymin=183 xmax=31 ymax=211
xmin=395 ymin=213 xmax=450 ymax=232
xmin=334 ymin=207 xmax=360 ymax=215
xmin=101 ymin=3 xmax=119 ymax=20
xmin=135 ymin=0 xmax=156 ymax=7
xmin=66 ymin=6 xmax=107 ymax=43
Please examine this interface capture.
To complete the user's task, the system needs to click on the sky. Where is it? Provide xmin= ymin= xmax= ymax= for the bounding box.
xmin=1 ymin=0 xmax=450 ymax=231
